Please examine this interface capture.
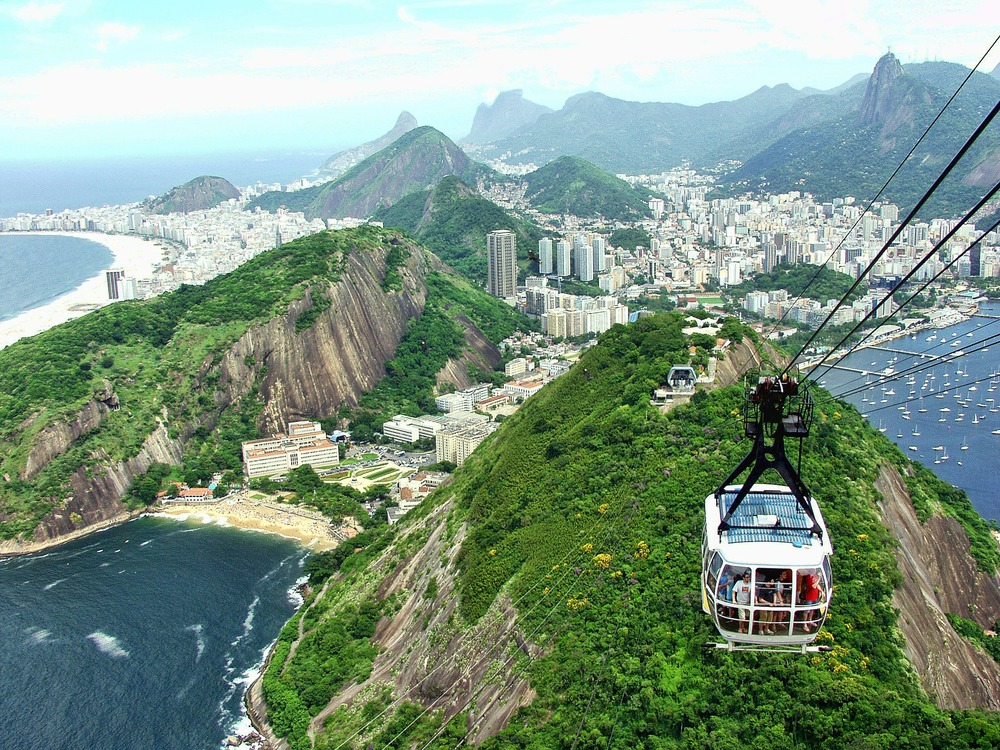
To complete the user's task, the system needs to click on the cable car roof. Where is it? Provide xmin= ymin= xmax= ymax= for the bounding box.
xmin=705 ymin=484 xmax=833 ymax=561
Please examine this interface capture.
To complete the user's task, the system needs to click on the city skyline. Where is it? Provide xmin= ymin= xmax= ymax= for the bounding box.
xmin=1 ymin=0 xmax=999 ymax=161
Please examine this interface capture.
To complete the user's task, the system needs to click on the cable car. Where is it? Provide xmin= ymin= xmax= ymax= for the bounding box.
xmin=702 ymin=375 xmax=833 ymax=652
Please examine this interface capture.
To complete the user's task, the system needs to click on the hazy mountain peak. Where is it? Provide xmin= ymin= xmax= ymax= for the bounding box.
xmin=316 ymin=111 xmax=419 ymax=180
xmin=860 ymin=52 xmax=905 ymax=126
xmin=464 ymin=89 xmax=552 ymax=144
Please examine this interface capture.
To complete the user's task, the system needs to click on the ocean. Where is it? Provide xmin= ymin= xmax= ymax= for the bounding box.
xmin=0 ymin=234 xmax=113 ymax=322
xmin=0 ymin=516 xmax=306 ymax=750
xmin=819 ymin=300 xmax=1000 ymax=522
xmin=0 ymin=150 xmax=331 ymax=218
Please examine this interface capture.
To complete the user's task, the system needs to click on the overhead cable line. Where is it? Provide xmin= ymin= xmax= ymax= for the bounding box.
xmin=784 ymin=96 xmax=1000 ymax=375
xmin=759 ymin=32 xmax=1000 ymax=344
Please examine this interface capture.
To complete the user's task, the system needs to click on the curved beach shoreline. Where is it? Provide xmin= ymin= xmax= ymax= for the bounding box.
xmin=0 ymin=230 xmax=162 ymax=350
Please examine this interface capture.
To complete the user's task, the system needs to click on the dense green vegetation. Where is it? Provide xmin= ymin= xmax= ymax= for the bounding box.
xmin=725 ymin=263 xmax=860 ymax=304
xmin=348 ymin=271 xmax=534 ymax=439
xmin=524 ymin=156 xmax=654 ymax=221
xmin=280 ymin=312 xmax=1000 ymax=748
xmin=609 ymin=227 xmax=652 ymax=250
xmin=375 ymin=176 xmax=543 ymax=284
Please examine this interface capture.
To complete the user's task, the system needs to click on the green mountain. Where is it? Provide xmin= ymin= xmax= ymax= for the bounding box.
xmin=375 ymin=175 xmax=543 ymax=283
xmin=146 ymin=175 xmax=241 ymax=214
xmin=0 ymin=228 xmax=529 ymax=544
xmin=524 ymin=155 xmax=654 ymax=221
xmin=248 ymin=127 xmax=495 ymax=220
xmin=730 ymin=55 xmax=1000 ymax=217
xmin=259 ymin=313 xmax=1000 ymax=749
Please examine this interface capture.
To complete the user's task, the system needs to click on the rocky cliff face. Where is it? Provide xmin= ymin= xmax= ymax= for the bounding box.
xmin=220 ymin=240 xmax=431 ymax=435
xmin=877 ymin=463 xmax=1000 ymax=709
xmin=463 ymin=89 xmax=553 ymax=144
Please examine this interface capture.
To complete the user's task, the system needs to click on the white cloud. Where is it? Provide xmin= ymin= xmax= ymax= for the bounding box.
xmin=93 ymin=21 xmax=139 ymax=53
xmin=10 ymin=1 xmax=65 ymax=23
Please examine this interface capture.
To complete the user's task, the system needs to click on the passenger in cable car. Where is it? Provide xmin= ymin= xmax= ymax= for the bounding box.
xmin=775 ymin=569 xmax=792 ymax=628
xmin=717 ymin=568 xmax=734 ymax=618
xmin=798 ymin=573 xmax=823 ymax=633
xmin=755 ymin=576 xmax=778 ymax=635
xmin=732 ymin=571 xmax=753 ymax=634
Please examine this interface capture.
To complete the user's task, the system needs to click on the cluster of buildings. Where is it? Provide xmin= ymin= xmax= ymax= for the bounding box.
xmin=741 ymin=288 xmax=896 ymax=328
xmin=2 ymin=196 xmax=362 ymax=299
xmin=241 ymin=420 xmax=341 ymax=478
xmin=381 ymin=411 xmax=499 ymax=467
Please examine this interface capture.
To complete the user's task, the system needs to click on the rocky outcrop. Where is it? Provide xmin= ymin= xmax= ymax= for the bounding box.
xmin=22 ymin=381 xmax=119 ymax=480
xmin=221 ymin=239 xmax=430 ymax=436
xmin=147 ymin=176 xmax=241 ymax=214
xmin=463 ymin=89 xmax=552 ymax=144
xmin=876 ymin=463 xmax=1000 ymax=709
xmin=860 ymin=52 xmax=904 ymax=127
xmin=306 ymin=497 xmax=535 ymax=743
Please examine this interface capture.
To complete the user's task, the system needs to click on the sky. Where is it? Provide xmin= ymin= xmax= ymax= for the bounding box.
xmin=1 ymin=0 xmax=999 ymax=162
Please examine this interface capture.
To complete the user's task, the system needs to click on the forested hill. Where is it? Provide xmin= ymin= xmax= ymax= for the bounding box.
xmin=0 ymin=227 xmax=529 ymax=546
xmin=374 ymin=175 xmax=543 ymax=283
xmin=262 ymin=313 xmax=1000 ymax=749
xmin=523 ymin=155 xmax=654 ymax=221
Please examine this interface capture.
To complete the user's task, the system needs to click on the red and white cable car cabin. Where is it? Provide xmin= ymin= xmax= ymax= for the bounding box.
xmin=703 ymin=483 xmax=833 ymax=645
xmin=700 ymin=375 xmax=833 ymax=650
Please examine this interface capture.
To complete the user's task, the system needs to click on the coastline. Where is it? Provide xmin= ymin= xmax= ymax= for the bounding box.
xmin=152 ymin=494 xmax=343 ymax=551
xmin=0 ymin=230 xmax=163 ymax=350
xmin=0 ymin=508 xmax=146 ymax=558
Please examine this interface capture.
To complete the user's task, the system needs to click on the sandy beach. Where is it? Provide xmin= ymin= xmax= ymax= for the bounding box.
xmin=0 ymin=230 xmax=163 ymax=350
xmin=155 ymin=493 xmax=345 ymax=551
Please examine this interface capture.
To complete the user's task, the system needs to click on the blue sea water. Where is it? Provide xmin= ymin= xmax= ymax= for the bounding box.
xmin=0 ymin=234 xmax=113 ymax=322
xmin=0 ymin=516 xmax=306 ymax=750
xmin=0 ymin=150 xmax=329 ymax=218
xmin=820 ymin=300 xmax=1000 ymax=522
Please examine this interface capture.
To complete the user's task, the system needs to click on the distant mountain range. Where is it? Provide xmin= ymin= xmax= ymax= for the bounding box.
xmin=731 ymin=55 xmax=1000 ymax=216
xmin=240 ymin=52 xmax=1000 ymax=232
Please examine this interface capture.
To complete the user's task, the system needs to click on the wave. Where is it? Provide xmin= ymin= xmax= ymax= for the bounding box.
xmin=24 ymin=627 xmax=53 ymax=645
xmin=287 ymin=575 xmax=309 ymax=608
xmin=186 ymin=623 xmax=206 ymax=662
xmin=87 ymin=631 xmax=129 ymax=658
xmin=43 ymin=578 xmax=67 ymax=591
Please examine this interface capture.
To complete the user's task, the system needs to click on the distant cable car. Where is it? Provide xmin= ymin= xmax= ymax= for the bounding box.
xmin=702 ymin=375 xmax=833 ymax=652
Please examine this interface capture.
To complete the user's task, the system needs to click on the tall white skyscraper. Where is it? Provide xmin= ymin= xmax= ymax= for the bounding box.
xmin=487 ymin=230 xmax=518 ymax=298
xmin=592 ymin=236 xmax=607 ymax=274
xmin=556 ymin=240 xmax=572 ymax=276
xmin=538 ymin=238 xmax=553 ymax=275
xmin=106 ymin=268 xmax=126 ymax=300
xmin=575 ymin=236 xmax=594 ymax=282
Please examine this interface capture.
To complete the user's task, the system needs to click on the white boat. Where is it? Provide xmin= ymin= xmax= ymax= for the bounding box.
xmin=961 ymin=438 xmax=969 ymax=451
xmin=993 ymin=430 xmax=1000 ymax=435
xmin=932 ymin=445 xmax=945 ymax=451
xmin=909 ymin=446 xmax=918 ymax=451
